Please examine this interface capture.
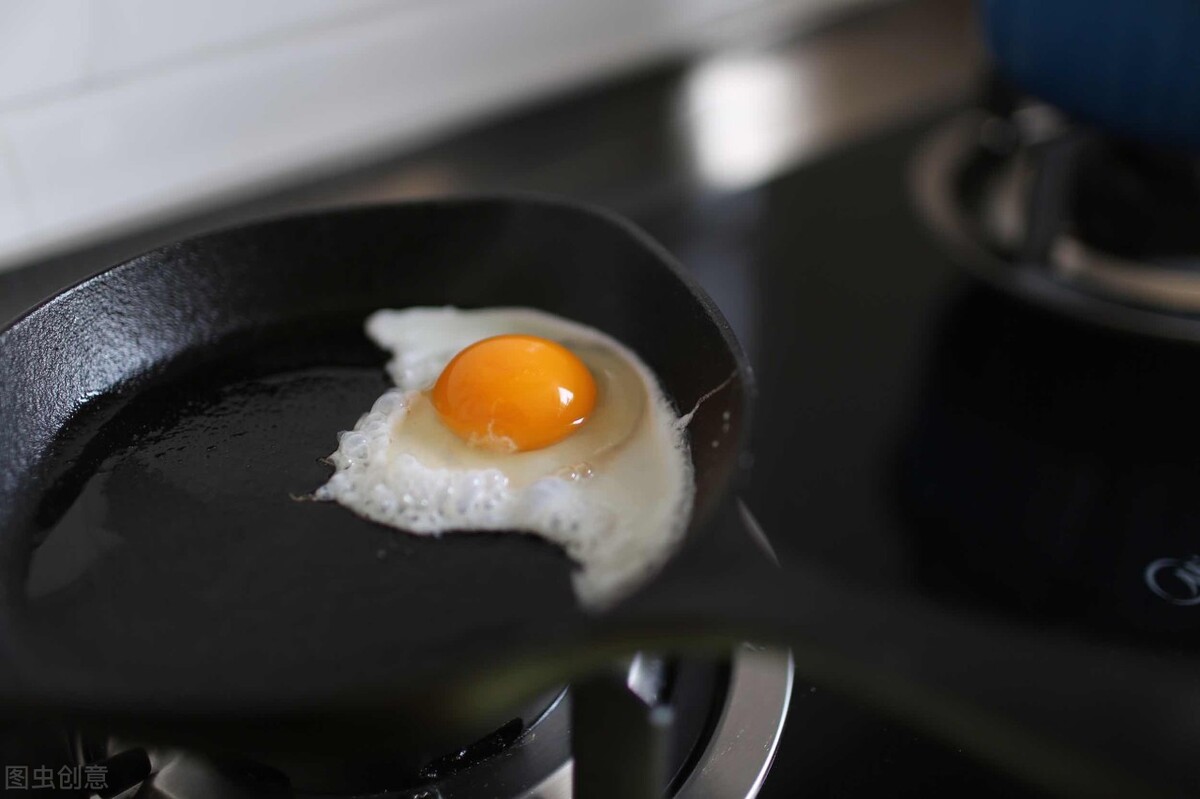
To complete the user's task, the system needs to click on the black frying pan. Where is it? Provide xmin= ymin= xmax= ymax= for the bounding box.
xmin=1 ymin=198 xmax=1198 ymax=797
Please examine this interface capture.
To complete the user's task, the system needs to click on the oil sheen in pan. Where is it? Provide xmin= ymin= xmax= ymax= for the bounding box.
xmin=18 ymin=332 xmax=587 ymax=684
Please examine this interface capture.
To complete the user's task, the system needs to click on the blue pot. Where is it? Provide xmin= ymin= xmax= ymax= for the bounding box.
xmin=981 ymin=0 xmax=1200 ymax=150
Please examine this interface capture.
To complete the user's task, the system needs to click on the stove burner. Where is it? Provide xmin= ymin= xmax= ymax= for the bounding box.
xmin=913 ymin=95 xmax=1200 ymax=340
xmin=67 ymin=644 xmax=789 ymax=798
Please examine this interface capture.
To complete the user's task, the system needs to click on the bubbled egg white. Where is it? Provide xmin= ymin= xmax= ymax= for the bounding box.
xmin=315 ymin=307 xmax=694 ymax=608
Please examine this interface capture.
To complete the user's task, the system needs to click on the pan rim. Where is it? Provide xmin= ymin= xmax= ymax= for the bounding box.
xmin=0 ymin=194 xmax=759 ymax=719
xmin=0 ymin=193 xmax=755 ymax=418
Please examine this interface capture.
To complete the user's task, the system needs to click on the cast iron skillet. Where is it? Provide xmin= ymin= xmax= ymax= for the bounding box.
xmin=1 ymin=198 xmax=1199 ymax=797
xmin=0 ymin=198 xmax=759 ymax=771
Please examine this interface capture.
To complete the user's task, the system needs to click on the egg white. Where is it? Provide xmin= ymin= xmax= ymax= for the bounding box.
xmin=315 ymin=307 xmax=694 ymax=608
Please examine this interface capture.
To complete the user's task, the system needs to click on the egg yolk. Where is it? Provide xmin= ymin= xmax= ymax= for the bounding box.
xmin=431 ymin=334 xmax=597 ymax=452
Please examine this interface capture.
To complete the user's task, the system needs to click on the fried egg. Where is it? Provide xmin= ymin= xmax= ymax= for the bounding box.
xmin=315 ymin=307 xmax=693 ymax=608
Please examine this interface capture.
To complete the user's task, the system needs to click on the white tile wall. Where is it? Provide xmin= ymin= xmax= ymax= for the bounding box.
xmin=88 ymin=0 xmax=395 ymax=80
xmin=0 ymin=0 xmax=90 ymax=107
xmin=2 ymin=0 xmax=654 ymax=256
xmin=0 ymin=135 xmax=33 ymax=251
xmin=0 ymin=0 xmax=873 ymax=272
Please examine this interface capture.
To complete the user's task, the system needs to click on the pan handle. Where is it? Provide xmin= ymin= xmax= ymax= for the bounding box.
xmin=602 ymin=500 xmax=1200 ymax=799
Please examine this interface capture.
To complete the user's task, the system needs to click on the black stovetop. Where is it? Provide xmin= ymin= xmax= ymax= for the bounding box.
xmin=5 ymin=58 xmax=1200 ymax=799
xmin=641 ymin=109 xmax=1200 ymax=794
xmin=641 ymin=117 xmax=1054 ymax=799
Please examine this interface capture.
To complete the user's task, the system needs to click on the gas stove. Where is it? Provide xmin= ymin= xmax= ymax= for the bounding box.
xmin=6 ymin=640 xmax=789 ymax=798
xmin=4 ymin=1 xmax=1200 ymax=795
xmin=914 ymin=81 xmax=1200 ymax=341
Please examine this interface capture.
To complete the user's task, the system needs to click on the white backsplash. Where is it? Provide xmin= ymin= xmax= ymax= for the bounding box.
xmin=0 ymin=0 xmax=873 ymax=271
